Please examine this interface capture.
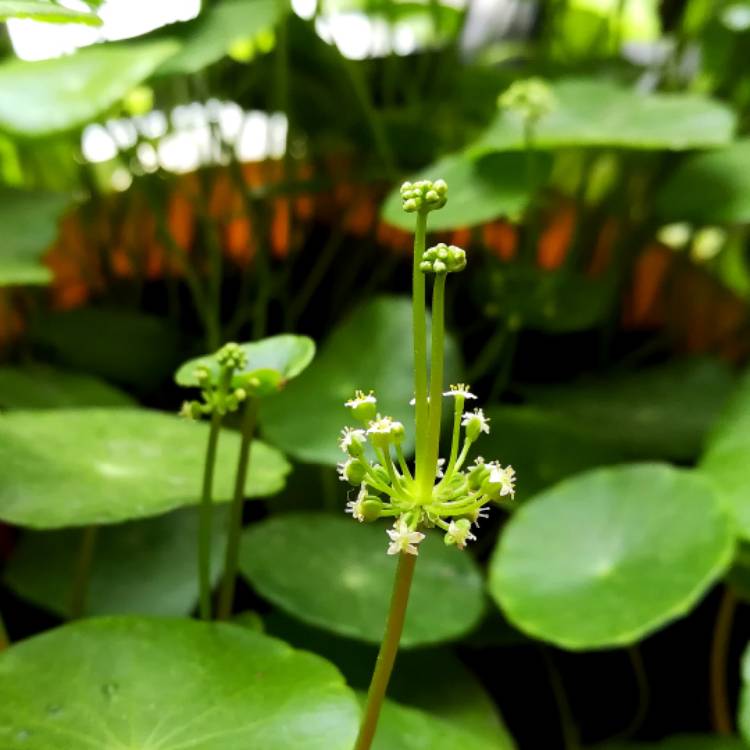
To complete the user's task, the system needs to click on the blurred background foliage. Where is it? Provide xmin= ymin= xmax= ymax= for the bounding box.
xmin=3 ymin=1 xmax=750 ymax=748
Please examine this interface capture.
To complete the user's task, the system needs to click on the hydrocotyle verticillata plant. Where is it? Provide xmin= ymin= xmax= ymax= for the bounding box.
xmin=339 ymin=178 xmax=517 ymax=750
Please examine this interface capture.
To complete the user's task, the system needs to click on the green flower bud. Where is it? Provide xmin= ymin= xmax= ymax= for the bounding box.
xmin=194 ymin=365 xmax=212 ymax=387
xmin=216 ymin=342 xmax=248 ymax=370
xmin=360 ymin=499 xmax=382 ymax=522
xmin=421 ymin=243 xmax=467 ymax=274
xmin=179 ymin=400 xmax=204 ymax=420
xmin=467 ymin=459 xmax=490 ymax=490
xmin=400 ymin=179 xmax=448 ymax=214
xmin=345 ymin=390 xmax=378 ymax=424
xmin=339 ymin=427 xmax=367 ymax=458
xmin=338 ymin=458 xmax=368 ymax=485
xmin=367 ymin=416 xmax=405 ymax=449
xmin=461 ymin=408 xmax=490 ymax=442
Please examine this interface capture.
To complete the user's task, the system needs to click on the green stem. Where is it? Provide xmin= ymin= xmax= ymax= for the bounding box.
xmin=198 ymin=412 xmax=223 ymax=621
xmin=69 ymin=525 xmax=98 ymax=619
xmin=442 ymin=395 xmax=465 ymax=482
xmin=711 ymin=587 xmax=737 ymax=735
xmin=217 ymin=399 xmax=258 ymax=621
xmin=354 ymin=553 xmax=417 ymax=750
xmin=412 ymin=212 xmax=429 ymax=496
xmin=422 ymin=273 xmax=446 ymax=499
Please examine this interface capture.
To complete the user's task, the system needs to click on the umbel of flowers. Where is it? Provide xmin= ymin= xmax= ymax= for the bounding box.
xmin=337 ymin=182 xmax=516 ymax=559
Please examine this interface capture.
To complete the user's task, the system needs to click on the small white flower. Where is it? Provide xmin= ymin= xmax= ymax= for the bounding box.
xmin=443 ymin=383 xmax=477 ymax=400
xmin=447 ymin=520 xmax=477 ymax=550
xmin=345 ymin=485 xmax=367 ymax=522
xmin=436 ymin=458 xmax=445 ymax=478
xmin=488 ymin=463 xmax=516 ymax=498
xmin=472 ymin=506 xmax=490 ymax=526
xmin=386 ymin=518 xmax=426 ymax=556
xmin=345 ymin=390 xmax=377 ymax=409
xmin=468 ymin=456 xmax=486 ymax=470
xmin=367 ymin=416 xmax=403 ymax=435
xmin=339 ymin=427 xmax=366 ymax=453
xmin=461 ymin=408 xmax=491 ymax=435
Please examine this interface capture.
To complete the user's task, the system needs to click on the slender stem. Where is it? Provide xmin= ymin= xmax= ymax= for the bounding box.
xmin=541 ymin=647 xmax=580 ymax=750
xmin=412 ymin=212 xmax=429 ymax=496
xmin=422 ymin=273 xmax=446 ymax=499
xmin=711 ymin=587 xmax=737 ymax=735
xmin=216 ymin=399 xmax=258 ymax=621
xmin=198 ymin=412 xmax=223 ymax=621
xmin=354 ymin=553 xmax=417 ymax=750
xmin=466 ymin=324 xmax=509 ymax=384
xmin=69 ymin=525 xmax=98 ymax=619
xmin=0 ymin=609 xmax=8 ymax=652
xmin=443 ymin=395 xmax=464 ymax=481
xmin=618 ymin=646 xmax=650 ymax=739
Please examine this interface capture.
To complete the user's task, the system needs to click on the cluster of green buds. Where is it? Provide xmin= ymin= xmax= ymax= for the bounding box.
xmin=339 ymin=385 xmax=515 ymax=555
xmin=179 ymin=343 xmax=249 ymax=419
xmin=498 ymin=77 xmax=556 ymax=125
xmin=419 ymin=243 xmax=466 ymax=274
xmin=400 ymin=179 xmax=448 ymax=214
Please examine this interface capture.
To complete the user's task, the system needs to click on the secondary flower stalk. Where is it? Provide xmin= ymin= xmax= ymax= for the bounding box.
xmin=347 ymin=179 xmax=516 ymax=750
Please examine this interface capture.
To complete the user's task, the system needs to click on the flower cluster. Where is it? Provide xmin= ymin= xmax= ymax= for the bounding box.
xmin=498 ymin=77 xmax=556 ymax=125
xmin=420 ymin=243 xmax=467 ymax=275
xmin=179 ymin=342 xmax=249 ymax=419
xmin=339 ymin=384 xmax=515 ymax=556
xmin=400 ymin=179 xmax=448 ymax=213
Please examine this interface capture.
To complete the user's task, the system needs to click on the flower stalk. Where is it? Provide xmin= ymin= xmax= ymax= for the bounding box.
xmin=69 ymin=524 xmax=98 ymax=619
xmin=344 ymin=179 xmax=517 ymax=748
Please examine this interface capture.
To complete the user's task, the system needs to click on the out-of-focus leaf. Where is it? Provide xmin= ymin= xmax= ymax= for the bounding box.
xmin=524 ymin=358 xmax=735 ymax=461
xmin=489 ymin=464 xmax=734 ymax=650
xmin=0 ymin=0 xmax=101 ymax=24
xmin=30 ymin=308 xmax=183 ymax=393
xmin=0 ymin=189 xmax=69 ymax=287
xmin=0 ymin=40 xmax=178 ymax=137
xmin=371 ymin=697 xmax=513 ymax=750
xmin=176 ymin=334 xmax=315 ymax=397
xmin=479 ymin=265 xmax=616 ymax=332
xmin=239 ymin=513 xmax=484 ymax=647
xmin=657 ymin=140 xmax=750 ymax=224
xmin=260 ymin=296 xmax=460 ymax=465
xmin=4 ymin=507 xmax=227 ymax=618
xmin=158 ymin=0 xmax=281 ymax=76
xmin=264 ymin=613 xmax=516 ymax=748
xmin=700 ymin=368 xmax=750 ymax=541
xmin=473 ymin=78 xmax=735 ymax=154
xmin=381 ymin=152 xmax=545 ymax=231
xmin=0 ymin=617 xmax=359 ymax=750
xmin=0 ymin=365 xmax=134 ymax=409
xmin=597 ymin=736 xmax=749 ymax=750
xmin=0 ymin=408 xmax=290 ymax=528
xmin=479 ymin=405 xmax=627 ymax=501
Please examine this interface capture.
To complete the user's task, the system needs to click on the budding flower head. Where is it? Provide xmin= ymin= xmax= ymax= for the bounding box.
xmin=345 ymin=389 xmax=378 ymax=423
xmin=400 ymin=179 xmax=448 ymax=214
xmin=499 ymin=77 xmax=556 ymax=124
xmin=420 ymin=243 xmax=467 ymax=274
xmin=444 ymin=519 xmax=477 ymax=550
xmin=216 ymin=342 xmax=248 ymax=370
xmin=462 ymin=408 xmax=491 ymax=441
xmin=337 ymin=457 xmax=368 ymax=485
xmin=386 ymin=517 xmax=426 ymax=556
xmin=179 ymin=400 xmax=203 ymax=420
xmin=339 ymin=427 xmax=367 ymax=458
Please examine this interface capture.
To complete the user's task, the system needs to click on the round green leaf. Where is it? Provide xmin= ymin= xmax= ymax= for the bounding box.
xmin=657 ymin=140 xmax=750 ymax=224
xmin=239 ymin=513 xmax=485 ymax=647
xmin=381 ymin=152 xmax=542 ymax=231
xmin=700 ymin=368 xmax=750 ymax=541
xmin=4 ymin=507 xmax=227 ymax=617
xmin=158 ymin=0 xmax=282 ymax=76
xmin=260 ymin=296 xmax=460 ymax=465
xmin=0 ymin=189 xmax=70 ymax=287
xmin=489 ymin=464 xmax=734 ymax=650
xmin=0 ymin=365 xmax=134 ymax=409
xmin=473 ymin=78 xmax=735 ymax=154
xmin=0 ymin=617 xmax=359 ymax=750
xmin=0 ymin=40 xmax=179 ymax=137
xmin=0 ymin=408 xmax=290 ymax=529
xmin=0 ymin=0 xmax=100 ymax=24
xmin=176 ymin=334 xmax=316 ymax=397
